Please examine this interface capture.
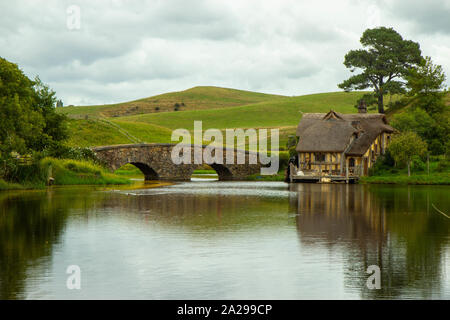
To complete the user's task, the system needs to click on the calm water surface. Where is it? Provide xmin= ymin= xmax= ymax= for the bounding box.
xmin=1 ymin=180 xmax=449 ymax=299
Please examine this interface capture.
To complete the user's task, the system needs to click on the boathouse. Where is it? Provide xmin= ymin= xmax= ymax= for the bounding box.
xmin=290 ymin=106 xmax=394 ymax=183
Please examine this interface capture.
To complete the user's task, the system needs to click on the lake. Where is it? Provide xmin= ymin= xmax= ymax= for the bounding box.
xmin=1 ymin=181 xmax=449 ymax=299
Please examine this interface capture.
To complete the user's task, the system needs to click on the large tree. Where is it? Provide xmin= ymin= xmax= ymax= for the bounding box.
xmin=338 ymin=27 xmax=423 ymax=113
xmin=406 ymin=56 xmax=447 ymax=115
xmin=0 ymin=57 xmax=67 ymax=157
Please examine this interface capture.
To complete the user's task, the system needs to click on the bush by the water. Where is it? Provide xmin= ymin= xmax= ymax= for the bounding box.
xmin=40 ymin=158 xmax=130 ymax=186
xmin=0 ymin=157 xmax=130 ymax=189
xmin=366 ymin=153 xmax=450 ymax=185
xmin=41 ymin=144 xmax=100 ymax=164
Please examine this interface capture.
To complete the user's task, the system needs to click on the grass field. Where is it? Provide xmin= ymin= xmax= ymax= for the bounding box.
xmin=60 ymin=86 xmax=286 ymax=118
xmin=60 ymin=88 xmax=371 ymax=149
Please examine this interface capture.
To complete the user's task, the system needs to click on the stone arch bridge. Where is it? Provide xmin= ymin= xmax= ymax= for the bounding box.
xmin=92 ymin=143 xmax=266 ymax=181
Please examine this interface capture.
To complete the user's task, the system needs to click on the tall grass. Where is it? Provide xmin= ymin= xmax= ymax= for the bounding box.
xmin=40 ymin=158 xmax=131 ymax=186
xmin=360 ymin=173 xmax=450 ymax=185
xmin=0 ymin=179 xmax=24 ymax=190
xmin=0 ymin=158 xmax=131 ymax=191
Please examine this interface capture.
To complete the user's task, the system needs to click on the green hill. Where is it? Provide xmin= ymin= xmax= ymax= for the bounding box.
xmin=60 ymin=86 xmax=286 ymax=118
xmin=63 ymin=88 xmax=372 ymax=149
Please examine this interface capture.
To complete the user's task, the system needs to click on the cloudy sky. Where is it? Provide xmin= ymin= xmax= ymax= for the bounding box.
xmin=1 ymin=0 xmax=449 ymax=106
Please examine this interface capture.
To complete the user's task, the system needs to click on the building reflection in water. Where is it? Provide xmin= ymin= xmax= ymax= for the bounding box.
xmin=288 ymin=183 xmax=450 ymax=299
xmin=1 ymin=182 xmax=449 ymax=299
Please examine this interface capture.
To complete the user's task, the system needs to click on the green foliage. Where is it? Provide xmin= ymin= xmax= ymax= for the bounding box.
xmin=286 ymin=135 xmax=297 ymax=149
xmin=288 ymin=147 xmax=297 ymax=158
xmin=278 ymin=151 xmax=290 ymax=170
xmin=385 ymin=97 xmax=409 ymax=114
xmin=368 ymin=151 xmax=396 ymax=176
xmin=0 ymin=179 xmax=23 ymax=190
xmin=390 ymin=108 xmax=448 ymax=155
xmin=0 ymin=157 xmax=46 ymax=186
xmin=411 ymin=155 xmax=426 ymax=171
xmin=41 ymin=144 xmax=100 ymax=164
xmin=0 ymin=57 xmax=68 ymax=160
xmin=354 ymin=93 xmax=378 ymax=110
xmin=40 ymin=158 xmax=130 ymax=186
xmin=363 ymin=154 xmax=450 ymax=184
xmin=391 ymin=107 xmax=434 ymax=137
xmin=388 ymin=132 xmax=428 ymax=176
xmin=436 ymin=159 xmax=449 ymax=172
xmin=246 ymin=172 xmax=286 ymax=181
xmin=338 ymin=27 xmax=422 ymax=113
xmin=0 ymin=58 xmax=43 ymax=155
xmin=406 ymin=56 xmax=447 ymax=115
xmin=360 ymin=173 xmax=450 ymax=185
xmin=445 ymin=141 xmax=450 ymax=159
xmin=32 ymin=77 xmax=68 ymax=150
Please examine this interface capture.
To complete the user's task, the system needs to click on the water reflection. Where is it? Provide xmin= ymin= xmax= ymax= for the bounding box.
xmin=0 ymin=190 xmax=69 ymax=299
xmin=289 ymin=183 xmax=450 ymax=299
xmin=0 ymin=182 xmax=449 ymax=299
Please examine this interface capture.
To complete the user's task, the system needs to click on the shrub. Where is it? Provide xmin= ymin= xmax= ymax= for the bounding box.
xmin=429 ymin=139 xmax=445 ymax=155
xmin=288 ymin=147 xmax=297 ymax=158
xmin=368 ymin=151 xmax=396 ymax=175
xmin=42 ymin=144 xmax=100 ymax=164
xmin=411 ymin=155 xmax=426 ymax=171
xmin=436 ymin=159 xmax=450 ymax=172
xmin=278 ymin=151 xmax=290 ymax=170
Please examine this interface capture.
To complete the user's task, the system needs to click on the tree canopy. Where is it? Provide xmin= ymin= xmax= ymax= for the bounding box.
xmin=388 ymin=131 xmax=427 ymax=176
xmin=406 ymin=56 xmax=447 ymax=115
xmin=0 ymin=57 xmax=67 ymax=157
xmin=338 ymin=27 xmax=422 ymax=113
xmin=390 ymin=57 xmax=449 ymax=155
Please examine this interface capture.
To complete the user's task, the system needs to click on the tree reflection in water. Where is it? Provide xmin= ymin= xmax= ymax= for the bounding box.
xmin=289 ymin=183 xmax=450 ymax=299
xmin=1 ymin=182 xmax=449 ymax=299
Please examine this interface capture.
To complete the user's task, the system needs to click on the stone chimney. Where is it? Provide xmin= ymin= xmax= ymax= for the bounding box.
xmin=358 ymin=100 xmax=367 ymax=113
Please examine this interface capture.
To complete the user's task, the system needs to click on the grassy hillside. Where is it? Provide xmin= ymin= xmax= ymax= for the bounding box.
xmin=60 ymin=86 xmax=286 ymax=118
xmin=119 ymin=91 xmax=364 ymax=130
xmin=64 ymin=90 xmax=371 ymax=149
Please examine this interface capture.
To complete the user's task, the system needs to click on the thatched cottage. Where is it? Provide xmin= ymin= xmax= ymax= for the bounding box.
xmin=293 ymin=107 xmax=394 ymax=180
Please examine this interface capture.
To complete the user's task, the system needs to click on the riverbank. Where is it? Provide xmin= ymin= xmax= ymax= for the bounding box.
xmin=0 ymin=179 xmax=25 ymax=190
xmin=360 ymin=173 xmax=450 ymax=185
xmin=0 ymin=157 xmax=131 ymax=191
xmin=246 ymin=172 xmax=286 ymax=181
xmin=360 ymin=157 xmax=450 ymax=185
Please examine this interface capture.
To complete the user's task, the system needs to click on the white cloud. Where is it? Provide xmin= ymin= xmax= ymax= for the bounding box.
xmin=0 ymin=0 xmax=448 ymax=105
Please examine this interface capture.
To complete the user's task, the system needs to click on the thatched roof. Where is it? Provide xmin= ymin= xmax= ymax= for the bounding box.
xmin=296 ymin=110 xmax=394 ymax=156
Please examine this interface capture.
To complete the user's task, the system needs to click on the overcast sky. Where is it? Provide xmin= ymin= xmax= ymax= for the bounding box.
xmin=1 ymin=0 xmax=449 ymax=106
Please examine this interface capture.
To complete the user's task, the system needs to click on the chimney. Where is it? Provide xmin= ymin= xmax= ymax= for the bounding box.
xmin=358 ymin=100 xmax=367 ymax=113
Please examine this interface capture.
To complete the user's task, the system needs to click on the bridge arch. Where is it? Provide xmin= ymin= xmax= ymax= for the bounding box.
xmin=208 ymin=163 xmax=233 ymax=181
xmin=129 ymin=162 xmax=159 ymax=180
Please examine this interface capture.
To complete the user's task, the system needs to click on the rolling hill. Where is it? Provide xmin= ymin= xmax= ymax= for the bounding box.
xmin=61 ymin=86 xmax=286 ymax=118
xmin=59 ymin=87 xmax=390 ymax=149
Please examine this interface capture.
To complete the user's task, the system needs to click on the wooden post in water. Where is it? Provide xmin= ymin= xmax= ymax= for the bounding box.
xmin=319 ymin=163 xmax=322 ymax=182
xmin=345 ymin=158 xmax=349 ymax=184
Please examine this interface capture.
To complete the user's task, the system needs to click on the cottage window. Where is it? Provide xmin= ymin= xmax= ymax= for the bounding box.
xmin=314 ymin=153 xmax=326 ymax=162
